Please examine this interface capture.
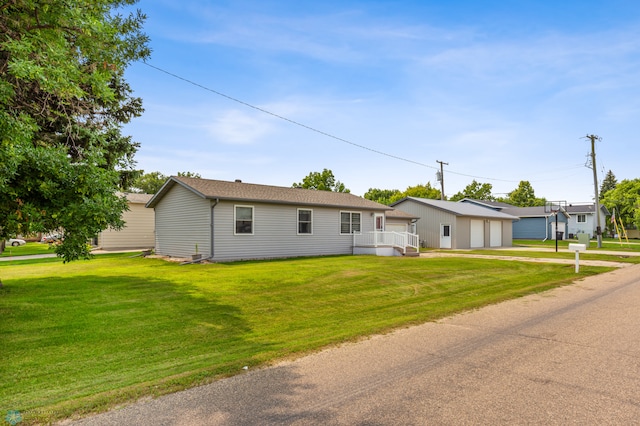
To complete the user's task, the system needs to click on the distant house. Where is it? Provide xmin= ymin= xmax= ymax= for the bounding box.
xmin=96 ymin=193 xmax=155 ymax=250
xmin=390 ymin=197 xmax=518 ymax=249
xmin=565 ymin=204 xmax=610 ymax=239
xmin=501 ymin=206 xmax=570 ymax=240
xmin=146 ymin=177 xmax=418 ymax=261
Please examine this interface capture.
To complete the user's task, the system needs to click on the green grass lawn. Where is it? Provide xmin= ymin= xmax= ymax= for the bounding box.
xmin=448 ymin=249 xmax=640 ymax=264
xmin=0 ymin=254 xmax=614 ymax=424
xmin=0 ymin=242 xmax=54 ymax=258
xmin=514 ymin=238 xmax=640 ymax=252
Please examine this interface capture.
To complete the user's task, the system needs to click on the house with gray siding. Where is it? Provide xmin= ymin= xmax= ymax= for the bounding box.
xmin=146 ymin=177 xmax=418 ymax=261
xmin=391 ymin=197 xmax=518 ymax=249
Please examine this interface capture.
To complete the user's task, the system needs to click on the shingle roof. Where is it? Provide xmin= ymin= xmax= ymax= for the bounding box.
xmin=501 ymin=206 xmax=573 ymax=219
xmin=147 ymin=177 xmax=393 ymax=210
xmin=395 ymin=197 xmax=519 ymax=220
xmin=565 ymin=203 xmax=609 ymax=214
xmin=385 ymin=209 xmax=419 ymax=220
xmin=459 ymin=198 xmax=514 ymax=209
xmin=121 ymin=193 xmax=153 ymax=204
xmin=501 ymin=206 xmax=548 ymax=217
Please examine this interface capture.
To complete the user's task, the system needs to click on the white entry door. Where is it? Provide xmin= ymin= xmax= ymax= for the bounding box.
xmin=374 ymin=214 xmax=385 ymax=243
xmin=470 ymin=220 xmax=484 ymax=248
xmin=440 ymin=224 xmax=452 ymax=248
xmin=490 ymin=221 xmax=502 ymax=247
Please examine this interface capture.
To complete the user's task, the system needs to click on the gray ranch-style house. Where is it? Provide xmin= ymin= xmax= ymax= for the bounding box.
xmin=390 ymin=197 xmax=518 ymax=249
xmin=146 ymin=176 xmax=419 ymax=261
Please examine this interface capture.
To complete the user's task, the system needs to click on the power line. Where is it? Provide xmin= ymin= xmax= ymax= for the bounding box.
xmin=139 ymin=61 xmax=569 ymax=185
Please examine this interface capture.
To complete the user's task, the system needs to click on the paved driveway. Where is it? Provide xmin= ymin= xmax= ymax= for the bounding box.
xmin=68 ymin=262 xmax=640 ymax=425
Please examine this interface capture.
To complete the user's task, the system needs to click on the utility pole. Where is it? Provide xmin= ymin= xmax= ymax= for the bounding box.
xmin=436 ymin=160 xmax=448 ymax=200
xmin=585 ymin=134 xmax=603 ymax=248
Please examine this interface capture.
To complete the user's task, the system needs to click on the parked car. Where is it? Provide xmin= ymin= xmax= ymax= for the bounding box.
xmin=7 ymin=238 xmax=26 ymax=246
xmin=41 ymin=234 xmax=62 ymax=243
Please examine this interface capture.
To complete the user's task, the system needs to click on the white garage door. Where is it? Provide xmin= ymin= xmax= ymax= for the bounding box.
xmin=386 ymin=223 xmax=406 ymax=233
xmin=470 ymin=220 xmax=484 ymax=248
xmin=490 ymin=221 xmax=502 ymax=247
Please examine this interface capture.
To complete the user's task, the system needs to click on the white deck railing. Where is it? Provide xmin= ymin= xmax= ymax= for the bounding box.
xmin=353 ymin=231 xmax=419 ymax=254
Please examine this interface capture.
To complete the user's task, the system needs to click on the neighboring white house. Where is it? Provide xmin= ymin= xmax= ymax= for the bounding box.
xmin=391 ymin=197 xmax=518 ymax=249
xmin=565 ymin=204 xmax=609 ymax=239
xmin=96 ymin=193 xmax=155 ymax=250
xmin=146 ymin=177 xmax=418 ymax=261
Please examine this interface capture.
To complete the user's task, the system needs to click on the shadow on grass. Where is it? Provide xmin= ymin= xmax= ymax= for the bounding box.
xmin=0 ymin=274 xmax=263 ymax=424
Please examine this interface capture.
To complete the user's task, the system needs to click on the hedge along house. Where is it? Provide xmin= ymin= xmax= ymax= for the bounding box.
xmin=146 ymin=176 xmax=419 ymax=261
xmin=96 ymin=193 xmax=155 ymax=250
xmin=390 ymin=197 xmax=518 ymax=249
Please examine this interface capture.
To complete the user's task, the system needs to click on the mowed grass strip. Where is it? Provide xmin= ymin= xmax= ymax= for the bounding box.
xmin=0 ymin=254 xmax=612 ymax=423
xmin=0 ymin=242 xmax=54 ymax=257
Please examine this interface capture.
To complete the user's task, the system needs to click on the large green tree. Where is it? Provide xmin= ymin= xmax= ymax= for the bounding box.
xmin=449 ymin=180 xmax=494 ymax=202
xmin=293 ymin=169 xmax=350 ymax=193
xmin=600 ymin=170 xmax=617 ymax=198
xmin=129 ymin=171 xmax=201 ymax=194
xmin=506 ymin=181 xmax=546 ymax=207
xmin=364 ymin=188 xmax=401 ymax=205
xmin=364 ymin=183 xmax=441 ymax=205
xmin=1 ymin=1 xmax=150 ymax=261
xmin=601 ymin=178 xmax=640 ymax=230
xmin=395 ymin=183 xmax=441 ymax=202
xmin=130 ymin=171 xmax=167 ymax=194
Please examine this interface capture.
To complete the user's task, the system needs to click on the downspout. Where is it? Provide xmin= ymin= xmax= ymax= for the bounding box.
xmin=209 ymin=198 xmax=219 ymax=260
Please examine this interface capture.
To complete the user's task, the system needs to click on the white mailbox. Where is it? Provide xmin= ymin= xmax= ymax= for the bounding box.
xmin=568 ymin=243 xmax=587 ymax=272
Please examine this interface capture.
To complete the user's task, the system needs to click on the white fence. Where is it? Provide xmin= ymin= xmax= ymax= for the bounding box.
xmin=353 ymin=231 xmax=419 ymax=254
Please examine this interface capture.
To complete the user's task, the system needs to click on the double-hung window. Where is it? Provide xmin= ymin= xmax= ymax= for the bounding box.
xmin=577 ymin=214 xmax=586 ymax=223
xmin=298 ymin=209 xmax=313 ymax=234
xmin=340 ymin=211 xmax=361 ymax=234
xmin=235 ymin=205 xmax=254 ymax=234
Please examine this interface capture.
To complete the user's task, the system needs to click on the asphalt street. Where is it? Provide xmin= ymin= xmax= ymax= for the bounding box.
xmin=67 ymin=262 xmax=640 ymax=425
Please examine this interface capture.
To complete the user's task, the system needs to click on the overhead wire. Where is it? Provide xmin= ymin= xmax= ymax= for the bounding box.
xmin=140 ymin=61 xmax=581 ymax=185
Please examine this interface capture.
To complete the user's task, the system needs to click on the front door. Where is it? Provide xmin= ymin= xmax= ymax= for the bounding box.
xmin=374 ymin=214 xmax=385 ymax=243
xmin=440 ymin=224 xmax=452 ymax=248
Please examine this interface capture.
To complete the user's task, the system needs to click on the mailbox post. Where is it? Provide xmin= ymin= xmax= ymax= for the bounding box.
xmin=568 ymin=243 xmax=587 ymax=273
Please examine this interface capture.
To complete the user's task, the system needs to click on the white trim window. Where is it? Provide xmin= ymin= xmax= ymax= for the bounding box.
xmin=234 ymin=205 xmax=254 ymax=235
xmin=577 ymin=214 xmax=586 ymax=223
xmin=340 ymin=211 xmax=361 ymax=234
xmin=298 ymin=208 xmax=313 ymax=235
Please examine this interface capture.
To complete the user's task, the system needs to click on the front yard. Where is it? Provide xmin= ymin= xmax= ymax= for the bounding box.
xmin=0 ymin=253 xmax=613 ymax=424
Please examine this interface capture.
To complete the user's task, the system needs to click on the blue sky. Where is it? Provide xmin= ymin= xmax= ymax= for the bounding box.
xmin=121 ymin=0 xmax=640 ymax=203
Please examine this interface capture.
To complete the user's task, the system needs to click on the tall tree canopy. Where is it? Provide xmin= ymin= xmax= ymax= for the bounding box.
xmin=505 ymin=181 xmax=546 ymax=207
xmin=396 ymin=183 xmax=441 ymax=202
xmin=601 ymin=178 xmax=640 ymax=230
xmin=364 ymin=183 xmax=440 ymax=205
xmin=1 ymin=1 xmax=150 ymax=261
xmin=600 ymin=170 xmax=617 ymax=198
xmin=128 ymin=171 xmax=200 ymax=194
xmin=449 ymin=180 xmax=494 ymax=202
xmin=293 ymin=169 xmax=350 ymax=193
xmin=129 ymin=171 xmax=167 ymax=194
xmin=364 ymin=188 xmax=401 ymax=205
